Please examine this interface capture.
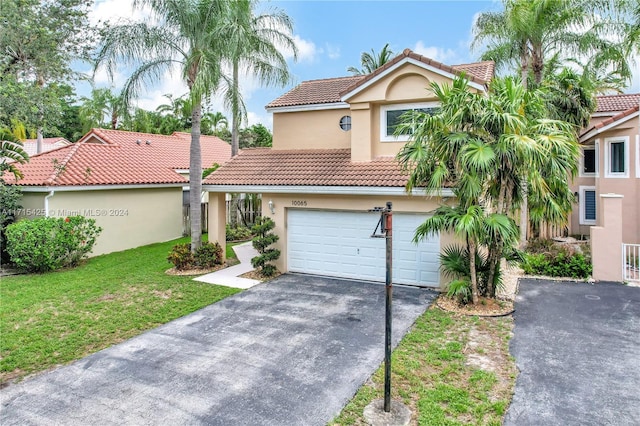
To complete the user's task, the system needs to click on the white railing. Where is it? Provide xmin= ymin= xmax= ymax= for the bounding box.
xmin=623 ymin=244 xmax=640 ymax=283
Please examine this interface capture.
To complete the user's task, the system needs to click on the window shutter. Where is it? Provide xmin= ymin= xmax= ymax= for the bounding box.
xmin=585 ymin=190 xmax=596 ymax=221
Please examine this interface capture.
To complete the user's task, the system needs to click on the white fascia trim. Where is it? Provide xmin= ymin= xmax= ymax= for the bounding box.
xmin=590 ymin=112 xmax=616 ymax=118
xmin=265 ymin=102 xmax=350 ymax=114
xmin=341 ymin=57 xmax=486 ymax=102
xmin=174 ymin=169 xmax=190 ymax=174
xmin=202 ymin=184 xmax=455 ymax=197
xmin=20 ymin=183 xmax=185 ymax=192
xmin=580 ymin=110 xmax=639 ymax=142
xmin=77 ymin=132 xmax=110 ymax=145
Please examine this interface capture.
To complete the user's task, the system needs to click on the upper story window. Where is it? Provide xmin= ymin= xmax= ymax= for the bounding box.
xmin=579 ymin=144 xmax=598 ymax=177
xmin=604 ymin=136 xmax=629 ymax=178
xmin=380 ymin=102 xmax=439 ymax=142
xmin=339 ymin=115 xmax=351 ymax=131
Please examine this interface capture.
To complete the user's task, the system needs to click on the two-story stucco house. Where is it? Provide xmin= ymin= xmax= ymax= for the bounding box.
xmin=204 ymin=49 xmax=494 ymax=287
xmin=569 ymin=93 xmax=640 ymax=244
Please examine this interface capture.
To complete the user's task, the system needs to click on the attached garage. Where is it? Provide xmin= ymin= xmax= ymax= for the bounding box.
xmin=287 ymin=209 xmax=440 ymax=287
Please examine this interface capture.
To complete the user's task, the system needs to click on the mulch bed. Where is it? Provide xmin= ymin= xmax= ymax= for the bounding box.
xmin=436 ymin=295 xmax=514 ymax=317
xmin=165 ymin=263 xmax=227 ymax=276
xmin=238 ymin=269 xmax=282 ymax=281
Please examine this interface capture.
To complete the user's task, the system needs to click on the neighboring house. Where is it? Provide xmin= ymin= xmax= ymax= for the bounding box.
xmin=5 ymin=128 xmax=231 ymax=256
xmin=569 ymin=94 xmax=640 ymax=244
xmin=22 ymin=137 xmax=72 ymax=156
xmin=204 ymin=49 xmax=494 ymax=287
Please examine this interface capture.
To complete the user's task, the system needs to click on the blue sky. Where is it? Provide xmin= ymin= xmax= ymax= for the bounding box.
xmin=87 ymin=0 xmax=638 ymax=129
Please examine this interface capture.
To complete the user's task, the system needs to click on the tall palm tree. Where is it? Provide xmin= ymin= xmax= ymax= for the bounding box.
xmin=215 ymin=0 xmax=297 ymax=157
xmin=473 ymin=0 xmax=633 ymax=245
xmin=347 ymin=43 xmax=394 ymax=75
xmin=94 ymin=0 xmax=228 ymax=251
xmin=79 ymin=88 xmax=125 ymax=132
xmin=398 ymin=76 xmax=578 ymax=300
xmin=473 ymin=0 xmax=632 ymax=87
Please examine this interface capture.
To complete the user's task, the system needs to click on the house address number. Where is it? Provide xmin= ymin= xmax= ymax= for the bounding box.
xmin=291 ymin=200 xmax=308 ymax=206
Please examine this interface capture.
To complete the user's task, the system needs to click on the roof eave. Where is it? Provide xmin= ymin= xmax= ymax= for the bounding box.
xmin=265 ymin=102 xmax=350 ymax=113
xmin=579 ymin=110 xmax=639 ymax=142
xmin=202 ymin=184 xmax=454 ymax=197
xmin=340 ymin=57 xmax=487 ymax=102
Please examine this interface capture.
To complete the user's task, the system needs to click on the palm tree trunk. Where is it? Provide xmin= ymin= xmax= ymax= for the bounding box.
xmin=189 ymin=100 xmax=203 ymax=253
xmin=231 ymin=61 xmax=240 ymax=157
xmin=468 ymin=237 xmax=479 ymax=305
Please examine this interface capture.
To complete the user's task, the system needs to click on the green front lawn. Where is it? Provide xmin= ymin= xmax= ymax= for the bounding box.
xmin=0 ymin=237 xmax=241 ymax=385
xmin=331 ymin=308 xmax=516 ymax=425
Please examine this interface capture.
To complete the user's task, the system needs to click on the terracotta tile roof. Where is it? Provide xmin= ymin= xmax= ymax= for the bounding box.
xmin=22 ymin=137 xmax=71 ymax=156
xmin=595 ymin=93 xmax=640 ymax=113
xmin=341 ymin=49 xmax=492 ymax=98
xmin=203 ymin=148 xmax=411 ymax=187
xmin=5 ymin=129 xmax=231 ymax=187
xmin=266 ymin=49 xmax=494 ymax=109
xmin=265 ymin=76 xmax=364 ymax=108
xmin=581 ymin=105 xmax=639 ymax=139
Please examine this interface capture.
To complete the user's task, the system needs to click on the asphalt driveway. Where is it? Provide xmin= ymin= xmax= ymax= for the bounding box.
xmin=505 ymin=279 xmax=640 ymax=425
xmin=1 ymin=274 xmax=435 ymax=425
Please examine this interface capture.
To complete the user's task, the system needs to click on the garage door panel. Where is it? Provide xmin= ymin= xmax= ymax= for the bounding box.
xmin=287 ymin=210 xmax=440 ymax=286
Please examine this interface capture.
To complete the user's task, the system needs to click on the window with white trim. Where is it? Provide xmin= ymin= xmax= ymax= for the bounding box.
xmin=580 ymin=145 xmax=597 ymax=176
xmin=579 ymin=186 xmax=597 ymax=225
xmin=604 ymin=136 xmax=629 ymax=178
xmin=380 ymin=102 xmax=439 ymax=142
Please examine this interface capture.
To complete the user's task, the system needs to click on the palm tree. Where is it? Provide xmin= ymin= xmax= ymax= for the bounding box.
xmin=215 ymin=0 xmax=297 ymax=158
xmin=472 ymin=0 xmax=632 ymax=87
xmin=1 ymin=128 xmax=29 ymax=181
xmin=398 ymin=76 xmax=578 ymax=301
xmin=94 ymin=0 xmax=228 ymax=252
xmin=79 ymin=88 xmax=124 ymax=132
xmin=347 ymin=43 xmax=394 ymax=75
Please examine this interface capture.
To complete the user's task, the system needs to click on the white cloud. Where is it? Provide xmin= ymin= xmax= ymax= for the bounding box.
xmin=89 ymin=0 xmax=148 ymax=25
xmin=284 ymin=35 xmax=317 ymax=63
xmin=325 ymin=44 xmax=341 ymax=60
xmin=413 ymin=41 xmax=460 ymax=64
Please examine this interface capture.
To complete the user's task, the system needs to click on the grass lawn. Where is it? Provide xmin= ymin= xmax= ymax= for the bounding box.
xmin=331 ymin=307 xmax=516 ymax=426
xmin=0 ymin=237 xmax=241 ymax=385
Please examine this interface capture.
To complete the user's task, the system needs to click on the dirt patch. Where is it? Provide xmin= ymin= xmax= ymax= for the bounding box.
xmin=436 ymin=296 xmax=514 ymax=317
xmin=165 ymin=263 xmax=226 ymax=276
xmin=238 ymin=269 xmax=282 ymax=281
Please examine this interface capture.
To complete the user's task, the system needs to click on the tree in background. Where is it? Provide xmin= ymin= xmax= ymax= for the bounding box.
xmin=347 ymin=43 xmax=394 ymax=75
xmin=95 ymin=0 xmax=229 ymax=252
xmin=79 ymin=88 xmax=125 ymax=133
xmin=0 ymin=0 xmax=95 ymax=153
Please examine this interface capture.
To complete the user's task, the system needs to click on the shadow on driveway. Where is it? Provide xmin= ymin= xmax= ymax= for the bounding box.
xmin=505 ymin=279 xmax=640 ymax=425
xmin=1 ymin=274 xmax=435 ymax=426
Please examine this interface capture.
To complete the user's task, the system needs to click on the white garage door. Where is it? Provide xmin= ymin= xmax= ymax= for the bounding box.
xmin=287 ymin=209 xmax=440 ymax=286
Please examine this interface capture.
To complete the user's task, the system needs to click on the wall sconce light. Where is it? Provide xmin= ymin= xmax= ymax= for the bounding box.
xmin=574 ymin=191 xmax=579 ymax=202
xmin=268 ymin=200 xmax=275 ymax=214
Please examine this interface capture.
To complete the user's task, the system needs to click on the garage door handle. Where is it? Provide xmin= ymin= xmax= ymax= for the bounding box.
xmin=357 ymin=248 xmax=360 ymax=254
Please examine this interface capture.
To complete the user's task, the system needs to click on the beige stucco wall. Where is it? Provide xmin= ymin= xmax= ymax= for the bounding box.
xmin=570 ymin=123 xmax=639 ymax=244
xmin=16 ymin=192 xmax=47 ymax=219
xmin=272 ymin=63 xmax=485 ymax=163
xmin=591 ymin=194 xmax=624 ymax=281
xmin=272 ymin=108 xmax=351 ymax=150
xmin=208 ymin=191 xmax=456 ymax=287
xmin=16 ymin=187 xmax=183 ymax=256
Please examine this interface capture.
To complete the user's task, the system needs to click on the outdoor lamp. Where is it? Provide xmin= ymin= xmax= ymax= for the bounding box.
xmin=268 ymin=200 xmax=275 ymax=214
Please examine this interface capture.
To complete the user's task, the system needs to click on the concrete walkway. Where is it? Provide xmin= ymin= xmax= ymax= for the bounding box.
xmin=1 ymin=275 xmax=435 ymax=426
xmin=194 ymin=242 xmax=261 ymax=289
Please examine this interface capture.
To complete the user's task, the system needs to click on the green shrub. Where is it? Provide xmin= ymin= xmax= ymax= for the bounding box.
xmin=6 ymin=216 xmax=102 ymax=273
xmin=167 ymin=243 xmax=194 ymax=270
xmin=194 ymin=241 xmax=223 ymax=268
xmin=446 ymin=279 xmax=472 ymax=305
xmin=521 ymin=245 xmax=592 ymax=279
xmin=0 ymin=183 xmax=22 ymax=264
xmin=225 ymin=224 xmax=253 ymax=241
xmin=251 ymin=217 xmax=280 ymax=277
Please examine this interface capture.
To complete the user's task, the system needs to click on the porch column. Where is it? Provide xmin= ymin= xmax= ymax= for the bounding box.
xmin=590 ymin=193 xmax=623 ymax=282
xmin=208 ymin=192 xmax=227 ymax=261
